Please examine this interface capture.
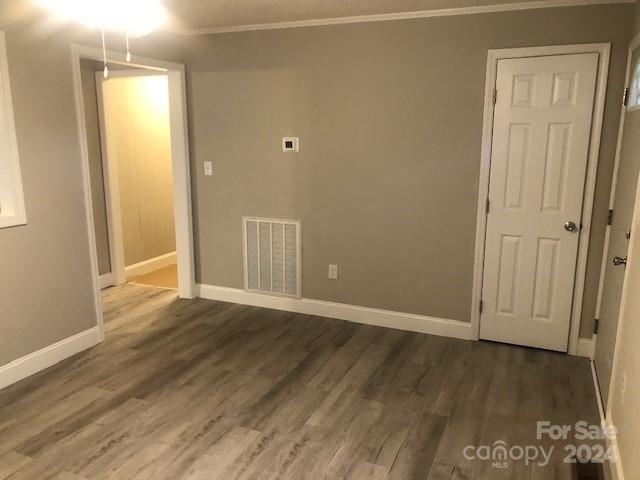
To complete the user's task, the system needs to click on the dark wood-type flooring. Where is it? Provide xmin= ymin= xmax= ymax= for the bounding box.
xmin=0 ymin=284 xmax=603 ymax=479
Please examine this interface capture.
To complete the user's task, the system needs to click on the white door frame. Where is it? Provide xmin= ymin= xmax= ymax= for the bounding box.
xmin=599 ymin=105 xmax=640 ymax=480
xmin=587 ymin=36 xmax=640 ymax=480
xmin=471 ymin=43 xmax=611 ymax=355
xmin=593 ymin=32 xmax=640 ymax=361
xmin=606 ymin=35 xmax=640 ymax=425
xmin=71 ymin=44 xmax=196 ymax=342
xmin=95 ymin=70 xmax=124 ymax=288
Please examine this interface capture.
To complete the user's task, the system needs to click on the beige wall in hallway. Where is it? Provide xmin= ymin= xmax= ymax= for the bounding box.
xmin=0 ymin=0 xmax=184 ymax=367
xmin=80 ymin=59 xmax=111 ymax=276
xmin=185 ymin=4 xmax=632 ymax=334
xmin=101 ymin=75 xmax=176 ymax=267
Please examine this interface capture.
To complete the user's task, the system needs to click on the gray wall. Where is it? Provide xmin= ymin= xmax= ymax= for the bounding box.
xmin=0 ymin=0 xmax=184 ymax=366
xmin=185 ymin=4 xmax=632 ymax=336
xmin=80 ymin=59 xmax=111 ymax=276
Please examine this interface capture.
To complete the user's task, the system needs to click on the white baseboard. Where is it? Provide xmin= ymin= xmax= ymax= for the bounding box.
xmin=0 ymin=327 xmax=101 ymax=390
xmin=577 ymin=335 xmax=595 ymax=359
xmin=125 ymin=251 xmax=177 ymax=278
xmin=590 ymin=361 xmax=624 ymax=480
xmin=196 ymin=284 xmax=474 ymax=340
xmin=99 ymin=273 xmax=115 ymax=289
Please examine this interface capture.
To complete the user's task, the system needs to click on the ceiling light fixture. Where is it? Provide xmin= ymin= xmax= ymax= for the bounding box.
xmin=37 ymin=0 xmax=166 ymax=77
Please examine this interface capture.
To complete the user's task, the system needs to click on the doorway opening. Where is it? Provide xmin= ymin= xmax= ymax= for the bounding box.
xmin=95 ymin=68 xmax=177 ymax=290
xmin=72 ymin=45 xmax=195 ymax=342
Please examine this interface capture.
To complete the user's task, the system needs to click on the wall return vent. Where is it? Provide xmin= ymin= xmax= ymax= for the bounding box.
xmin=243 ymin=217 xmax=301 ymax=298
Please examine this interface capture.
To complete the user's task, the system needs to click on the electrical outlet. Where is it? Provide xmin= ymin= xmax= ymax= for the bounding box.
xmin=204 ymin=161 xmax=213 ymax=176
xmin=328 ymin=264 xmax=338 ymax=280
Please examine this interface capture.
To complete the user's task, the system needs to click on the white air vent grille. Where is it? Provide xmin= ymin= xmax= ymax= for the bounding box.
xmin=243 ymin=217 xmax=301 ymax=298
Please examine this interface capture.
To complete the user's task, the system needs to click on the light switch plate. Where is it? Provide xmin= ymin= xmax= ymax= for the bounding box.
xmin=204 ymin=161 xmax=213 ymax=176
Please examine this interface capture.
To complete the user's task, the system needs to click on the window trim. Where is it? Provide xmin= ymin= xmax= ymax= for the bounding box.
xmin=0 ymin=30 xmax=26 ymax=229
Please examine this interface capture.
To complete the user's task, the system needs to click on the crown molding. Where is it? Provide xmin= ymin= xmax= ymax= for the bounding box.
xmin=176 ymin=0 xmax=634 ymax=35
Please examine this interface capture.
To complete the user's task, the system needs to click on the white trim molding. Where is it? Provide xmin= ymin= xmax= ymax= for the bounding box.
xmin=0 ymin=31 xmax=27 ymax=229
xmin=99 ymin=273 xmax=115 ymax=290
xmin=197 ymin=284 xmax=474 ymax=340
xmin=577 ymin=336 xmax=595 ymax=359
xmin=472 ymin=43 xmax=611 ymax=356
xmin=591 ymin=361 xmax=624 ymax=480
xmin=125 ymin=251 xmax=177 ymax=278
xmin=0 ymin=327 xmax=101 ymax=390
xmin=178 ymin=0 xmax=634 ymax=35
xmin=94 ymin=72 xmax=126 ymax=287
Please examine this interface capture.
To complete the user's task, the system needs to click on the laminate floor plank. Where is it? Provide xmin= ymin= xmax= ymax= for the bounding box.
xmin=0 ymin=452 xmax=31 ymax=479
xmin=0 ymin=284 xmax=603 ymax=479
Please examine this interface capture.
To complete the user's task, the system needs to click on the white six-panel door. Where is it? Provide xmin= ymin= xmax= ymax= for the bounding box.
xmin=480 ymin=53 xmax=598 ymax=351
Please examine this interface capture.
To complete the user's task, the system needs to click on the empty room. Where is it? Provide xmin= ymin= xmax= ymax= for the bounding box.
xmin=1 ymin=0 xmax=640 ymax=479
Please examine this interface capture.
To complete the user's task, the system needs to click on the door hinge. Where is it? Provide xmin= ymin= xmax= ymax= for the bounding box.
xmin=623 ymin=87 xmax=629 ymax=106
xmin=486 ymin=198 xmax=490 ymax=214
xmin=607 ymin=209 xmax=614 ymax=226
xmin=594 ymin=318 xmax=600 ymax=335
xmin=492 ymin=89 xmax=498 ymax=105
xmin=479 ymin=300 xmax=484 ymax=313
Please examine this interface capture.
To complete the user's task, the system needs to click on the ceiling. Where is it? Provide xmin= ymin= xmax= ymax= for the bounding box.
xmin=164 ymin=0 xmax=630 ymax=33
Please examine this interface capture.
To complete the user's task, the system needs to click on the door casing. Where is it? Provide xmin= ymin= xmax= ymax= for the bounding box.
xmin=472 ymin=44 xmax=611 ymax=355
xmin=593 ymin=31 xmax=640 ymax=414
xmin=71 ymin=45 xmax=196 ymax=343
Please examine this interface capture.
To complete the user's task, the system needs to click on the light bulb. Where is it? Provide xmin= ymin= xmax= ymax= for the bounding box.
xmin=36 ymin=0 xmax=166 ymax=35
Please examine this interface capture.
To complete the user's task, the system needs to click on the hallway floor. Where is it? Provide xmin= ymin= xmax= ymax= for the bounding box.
xmin=128 ymin=263 xmax=178 ymax=289
xmin=0 ymin=284 xmax=604 ymax=479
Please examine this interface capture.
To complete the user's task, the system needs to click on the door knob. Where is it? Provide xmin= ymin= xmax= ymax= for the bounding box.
xmin=564 ymin=221 xmax=578 ymax=232
xmin=613 ymin=256 xmax=627 ymax=267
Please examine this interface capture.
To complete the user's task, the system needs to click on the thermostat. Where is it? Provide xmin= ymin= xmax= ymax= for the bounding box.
xmin=282 ymin=137 xmax=299 ymax=152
